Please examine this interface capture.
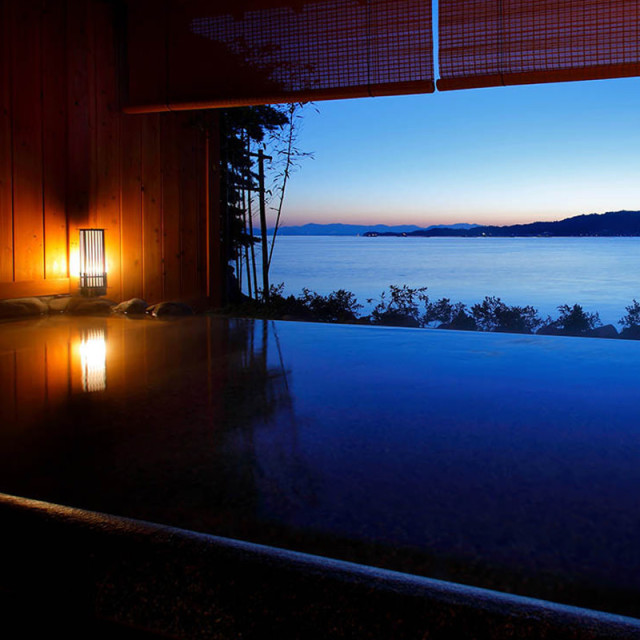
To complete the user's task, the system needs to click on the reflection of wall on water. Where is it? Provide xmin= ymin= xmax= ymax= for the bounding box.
xmin=0 ymin=317 xmax=111 ymax=428
xmin=0 ymin=315 xmax=314 ymax=547
xmin=224 ymin=318 xmax=292 ymax=426
xmin=224 ymin=319 xmax=319 ymax=525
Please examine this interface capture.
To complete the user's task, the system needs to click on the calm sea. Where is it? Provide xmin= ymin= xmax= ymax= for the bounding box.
xmin=246 ymin=236 xmax=640 ymax=326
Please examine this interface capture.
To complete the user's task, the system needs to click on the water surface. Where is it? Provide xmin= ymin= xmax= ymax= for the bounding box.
xmin=256 ymin=236 xmax=640 ymax=324
xmin=1 ymin=315 xmax=640 ymax=617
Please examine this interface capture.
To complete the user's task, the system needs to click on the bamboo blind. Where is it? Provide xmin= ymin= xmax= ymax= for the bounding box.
xmin=128 ymin=0 xmax=434 ymax=111
xmin=438 ymin=0 xmax=640 ymax=91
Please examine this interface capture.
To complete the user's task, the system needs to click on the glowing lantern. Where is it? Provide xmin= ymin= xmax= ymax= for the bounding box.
xmin=79 ymin=229 xmax=107 ymax=296
xmin=79 ymin=328 xmax=107 ymax=392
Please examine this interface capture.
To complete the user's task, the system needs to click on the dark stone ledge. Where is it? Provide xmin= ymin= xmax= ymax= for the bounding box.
xmin=1 ymin=493 xmax=639 ymax=639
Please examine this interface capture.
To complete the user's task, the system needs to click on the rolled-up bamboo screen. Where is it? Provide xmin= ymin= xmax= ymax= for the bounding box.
xmin=438 ymin=0 xmax=640 ymax=91
xmin=126 ymin=0 xmax=433 ymax=112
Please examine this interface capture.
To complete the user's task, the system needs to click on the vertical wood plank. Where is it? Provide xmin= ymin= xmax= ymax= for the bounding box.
xmin=11 ymin=0 xmax=44 ymax=282
xmin=141 ymin=114 xmax=162 ymax=302
xmin=120 ymin=114 xmax=143 ymax=300
xmin=179 ymin=118 xmax=198 ymax=299
xmin=208 ymin=112 xmax=223 ymax=306
xmin=0 ymin=0 xmax=14 ymax=283
xmin=66 ymin=0 xmax=91 ymax=281
xmin=161 ymin=114 xmax=181 ymax=300
xmin=94 ymin=0 xmax=121 ymax=300
xmin=86 ymin=0 xmax=98 ymax=228
xmin=42 ymin=0 xmax=69 ymax=280
xmin=196 ymin=126 xmax=207 ymax=299
xmin=125 ymin=0 xmax=168 ymax=110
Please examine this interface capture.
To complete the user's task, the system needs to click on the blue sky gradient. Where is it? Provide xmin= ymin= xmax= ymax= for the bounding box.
xmin=279 ymin=76 xmax=640 ymax=227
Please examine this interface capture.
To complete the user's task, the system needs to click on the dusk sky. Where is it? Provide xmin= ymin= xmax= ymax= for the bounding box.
xmin=278 ymin=76 xmax=640 ymax=228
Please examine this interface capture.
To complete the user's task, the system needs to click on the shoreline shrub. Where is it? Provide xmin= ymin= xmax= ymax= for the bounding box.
xmin=368 ymin=285 xmax=429 ymax=327
xmin=620 ymin=299 xmax=640 ymax=329
xmin=424 ymin=298 xmax=476 ymax=331
xmin=471 ymin=296 xmax=542 ymax=334
xmin=619 ymin=299 xmax=640 ymax=339
xmin=220 ymin=283 xmax=640 ymax=341
xmin=299 ymin=288 xmax=363 ymax=323
xmin=541 ymin=303 xmax=601 ymax=336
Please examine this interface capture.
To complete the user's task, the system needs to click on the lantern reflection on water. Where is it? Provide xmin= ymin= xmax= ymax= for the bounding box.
xmin=79 ymin=328 xmax=107 ymax=392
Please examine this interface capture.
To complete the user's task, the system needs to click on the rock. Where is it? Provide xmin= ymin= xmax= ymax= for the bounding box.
xmin=47 ymin=296 xmax=72 ymax=313
xmin=585 ymin=324 xmax=619 ymax=339
xmin=0 ymin=297 xmax=48 ymax=318
xmin=17 ymin=297 xmax=49 ymax=314
xmin=0 ymin=301 xmax=31 ymax=319
xmin=67 ymin=297 xmax=117 ymax=316
xmin=113 ymin=298 xmax=148 ymax=315
xmin=148 ymin=301 xmax=194 ymax=318
xmin=537 ymin=322 xmax=563 ymax=336
xmin=620 ymin=326 xmax=640 ymax=340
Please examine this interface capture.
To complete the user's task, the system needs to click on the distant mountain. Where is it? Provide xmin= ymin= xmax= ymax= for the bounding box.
xmin=269 ymin=222 xmax=478 ymax=236
xmin=363 ymin=210 xmax=640 ymax=238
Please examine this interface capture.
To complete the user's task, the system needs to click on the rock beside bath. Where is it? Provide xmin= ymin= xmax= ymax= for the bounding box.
xmin=47 ymin=296 xmax=72 ymax=313
xmin=0 ymin=297 xmax=49 ymax=318
xmin=66 ymin=297 xmax=117 ymax=315
xmin=147 ymin=301 xmax=194 ymax=317
xmin=113 ymin=298 xmax=148 ymax=315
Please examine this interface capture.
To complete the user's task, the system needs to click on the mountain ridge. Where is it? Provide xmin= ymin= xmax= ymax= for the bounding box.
xmin=364 ymin=210 xmax=640 ymax=238
xmin=268 ymin=222 xmax=478 ymax=236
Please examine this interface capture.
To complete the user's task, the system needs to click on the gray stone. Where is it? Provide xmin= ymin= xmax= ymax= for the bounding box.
xmin=0 ymin=297 xmax=48 ymax=318
xmin=148 ymin=301 xmax=194 ymax=317
xmin=537 ymin=321 xmax=563 ymax=336
xmin=113 ymin=298 xmax=148 ymax=315
xmin=47 ymin=296 xmax=72 ymax=313
xmin=620 ymin=326 xmax=640 ymax=340
xmin=585 ymin=324 xmax=619 ymax=339
xmin=67 ymin=297 xmax=117 ymax=316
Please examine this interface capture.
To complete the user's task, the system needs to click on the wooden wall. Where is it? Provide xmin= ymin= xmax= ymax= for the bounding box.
xmin=0 ymin=0 xmax=218 ymax=303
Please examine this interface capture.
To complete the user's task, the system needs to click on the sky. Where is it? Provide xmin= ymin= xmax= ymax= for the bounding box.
xmin=276 ymin=76 xmax=640 ymax=228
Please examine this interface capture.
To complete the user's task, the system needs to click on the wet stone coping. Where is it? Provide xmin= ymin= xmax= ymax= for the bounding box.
xmin=0 ymin=295 xmax=194 ymax=319
xmin=1 ymin=492 xmax=639 ymax=640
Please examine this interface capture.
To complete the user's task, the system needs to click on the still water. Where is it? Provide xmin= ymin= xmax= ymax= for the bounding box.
xmin=254 ymin=236 xmax=640 ymax=325
xmin=1 ymin=315 xmax=640 ymax=617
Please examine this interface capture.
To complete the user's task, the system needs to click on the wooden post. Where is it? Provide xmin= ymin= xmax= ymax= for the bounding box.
xmin=258 ymin=149 xmax=269 ymax=301
xmin=207 ymin=113 xmax=223 ymax=307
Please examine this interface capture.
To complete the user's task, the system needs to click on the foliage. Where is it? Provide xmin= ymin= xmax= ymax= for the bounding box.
xmin=223 ymin=284 xmax=362 ymax=323
xmin=298 ymin=288 xmax=363 ymax=323
xmin=620 ymin=299 xmax=640 ymax=328
xmin=219 ymin=106 xmax=288 ymax=263
xmin=471 ymin=296 xmax=542 ymax=333
xmin=368 ymin=285 xmax=429 ymax=327
xmin=217 ymin=283 xmax=640 ymax=342
xmin=424 ymin=298 xmax=476 ymax=330
xmin=266 ymin=103 xmax=315 ymax=269
xmin=554 ymin=304 xmax=601 ymax=335
xmin=218 ymin=104 xmax=313 ymax=303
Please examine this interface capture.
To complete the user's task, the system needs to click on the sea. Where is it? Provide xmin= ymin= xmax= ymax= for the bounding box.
xmin=243 ymin=236 xmax=640 ymax=327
